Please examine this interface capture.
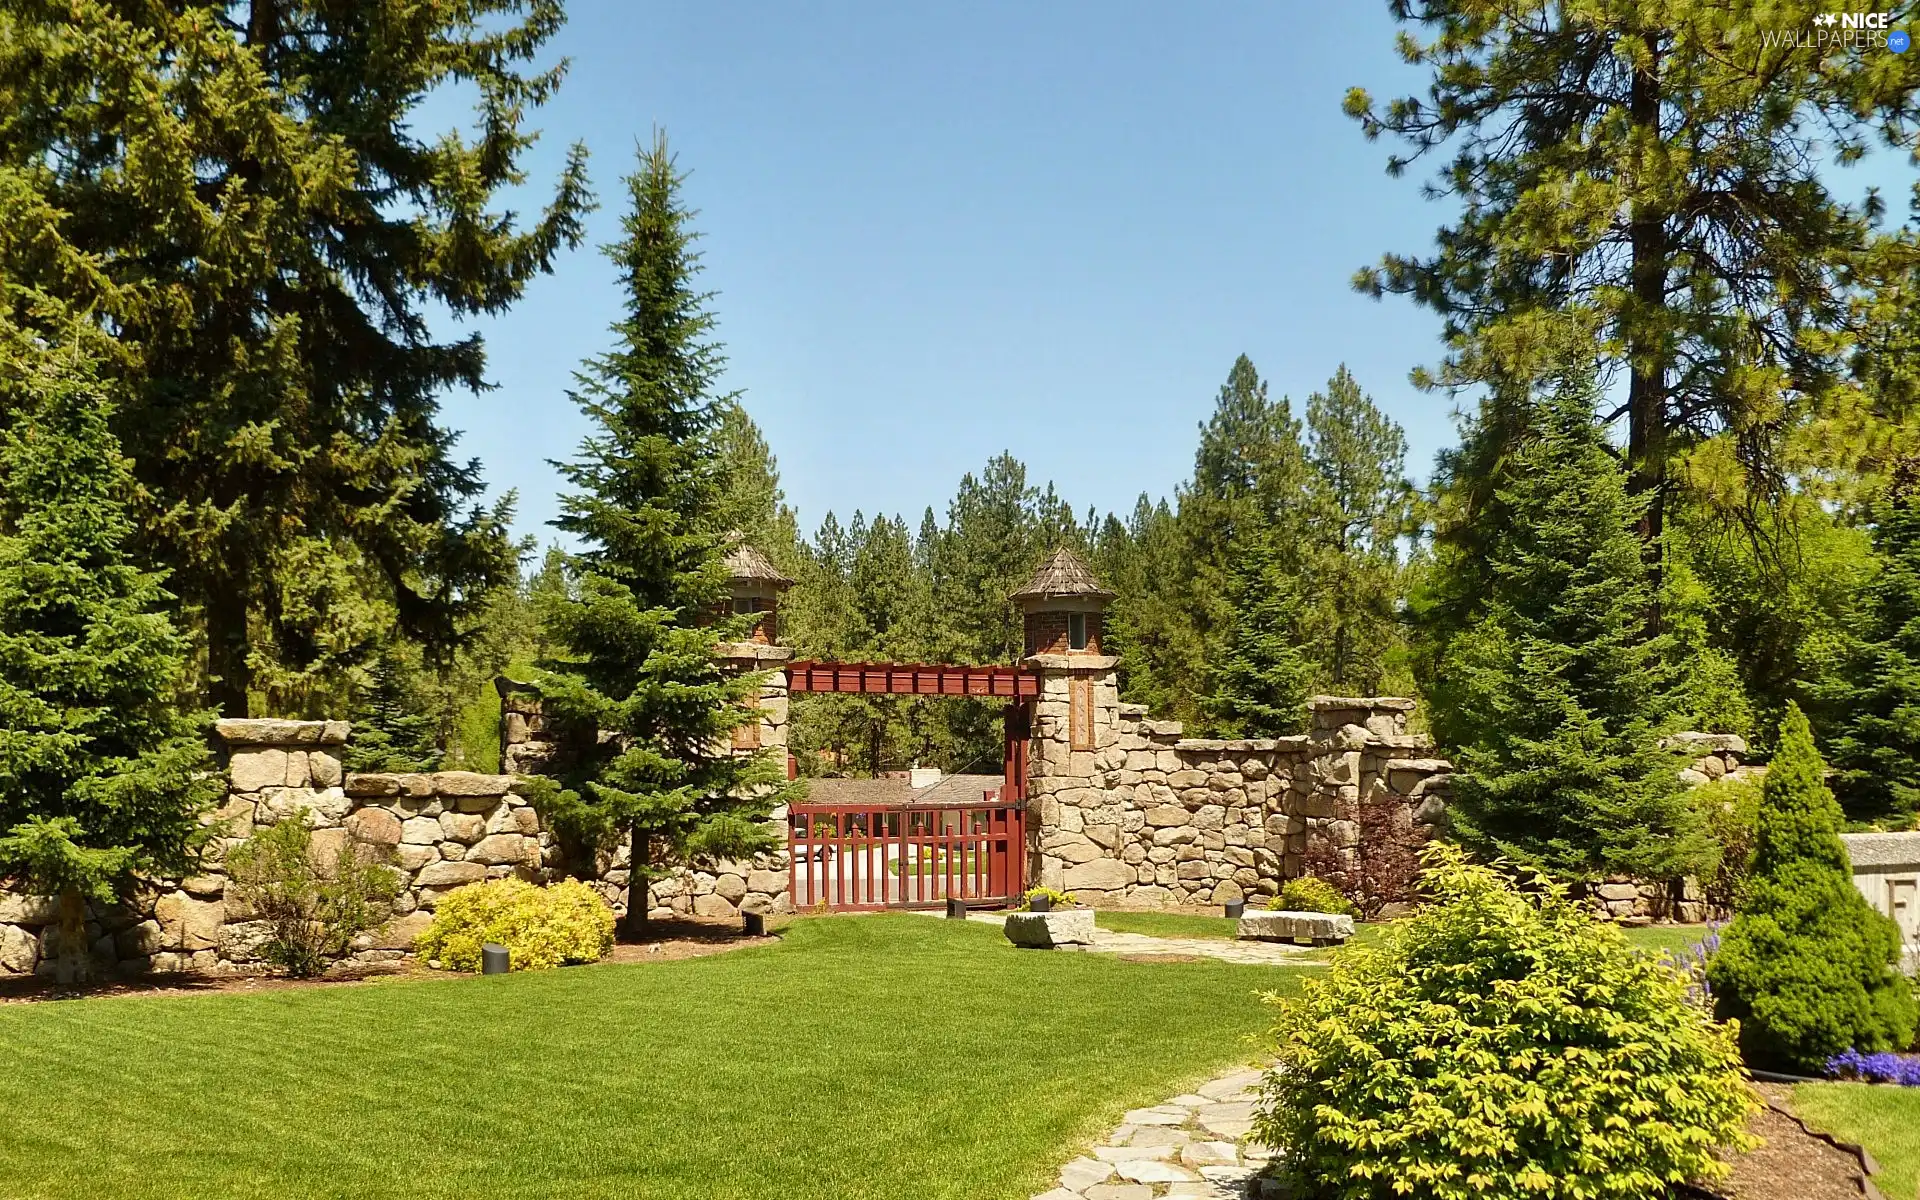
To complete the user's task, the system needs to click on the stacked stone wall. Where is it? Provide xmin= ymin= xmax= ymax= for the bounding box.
xmin=1027 ymin=677 xmax=1452 ymax=907
xmin=0 ymin=711 xmax=795 ymax=981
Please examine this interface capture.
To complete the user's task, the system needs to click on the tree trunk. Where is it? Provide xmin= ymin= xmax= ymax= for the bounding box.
xmin=1627 ymin=29 xmax=1669 ymax=620
xmin=206 ymin=575 xmax=251 ymax=718
xmin=622 ymin=824 xmax=650 ymax=939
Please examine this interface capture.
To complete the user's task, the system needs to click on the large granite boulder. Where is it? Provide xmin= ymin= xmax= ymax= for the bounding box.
xmin=1237 ymin=909 xmax=1354 ymax=945
xmin=1004 ymin=909 xmax=1097 ymax=948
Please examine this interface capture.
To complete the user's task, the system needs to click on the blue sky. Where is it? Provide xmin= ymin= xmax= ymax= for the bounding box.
xmin=437 ymin=3 xmax=1912 ymax=549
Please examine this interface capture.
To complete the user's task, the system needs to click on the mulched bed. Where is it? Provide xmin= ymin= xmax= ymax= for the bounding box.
xmin=0 ymin=916 xmax=787 ymax=1004
xmin=1701 ymin=1083 xmax=1880 ymax=1200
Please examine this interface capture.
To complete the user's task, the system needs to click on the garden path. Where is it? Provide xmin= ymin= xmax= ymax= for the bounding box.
xmin=929 ymin=911 xmax=1325 ymax=967
xmin=1032 ymin=1064 xmax=1281 ymax=1200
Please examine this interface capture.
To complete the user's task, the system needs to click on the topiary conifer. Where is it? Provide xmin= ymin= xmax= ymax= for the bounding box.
xmin=1707 ymin=703 xmax=1917 ymax=1071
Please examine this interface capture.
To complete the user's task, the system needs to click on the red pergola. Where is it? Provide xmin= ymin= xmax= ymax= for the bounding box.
xmin=783 ymin=660 xmax=1036 ymax=801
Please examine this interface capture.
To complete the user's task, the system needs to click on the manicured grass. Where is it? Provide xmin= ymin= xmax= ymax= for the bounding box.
xmin=1792 ymin=1082 xmax=1920 ymax=1200
xmin=1617 ymin=923 xmax=1713 ymax=961
xmin=1095 ymin=910 xmax=1240 ymax=940
xmin=0 ymin=915 xmax=1299 ymax=1200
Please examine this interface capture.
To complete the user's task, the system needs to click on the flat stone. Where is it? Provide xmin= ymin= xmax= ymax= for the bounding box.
xmin=1197 ymin=1116 xmax=1253 ymax=1140
xmin=1661 ymin=731 xmax=1748 ymax=754
xmin=1121 ymin=1106 xmax=1189 ymax=1125
xmin=0 ymin=894 xmax=60 ymax=926
xmin=1062 ymin=859 xmax=1134 ymax=892
xmin=215 ymin=719 xmax=347 ymax=747
xmin=1115 ymin=1159 xmax=1198 ymax=1184
xmin=1180 ymin=1141 xmax=1240 ymax=1167
xmin=401 ymin=816 xmax=442 ymax=845
xmin=1093 ymin=1144 xmax=1174 ymax=1163
xmin=1085 ymin=1186 xmax=1152 ymax=1200
xmin=466 ymin=834 xmax=532 ymax=866
xmin=1197 ymin=1070 xmax=1264 ymax=1099
xmin=1237 ymin=910 xmax=1352 ymax=943
xmin=1005 ymin=909 xmax=1096 ymax=948
xmin=1124 ymin=1126 xmax=1190 ymax=1147
xmin=345 ymin=807 xmax=403 ymax=846
xmin=1032 ymin=1190 xmax=1080 ymax=1200
xmin=344 ymin=773 xmax=403 ymax=798
xmin=430 ymin=771 xmax=513 ymax=797
xmin=414 ymin=861 xmax=486 ymax=888
xmin=228 ymin=748 xmax=288 ymax=793
xmin=1061 ymin=1158 xmax=1116 ymax=1190
xmin=368 ymin=910 xmax=433 ymax=951
xmin=438 ymin=812 xmax=486 ymax=842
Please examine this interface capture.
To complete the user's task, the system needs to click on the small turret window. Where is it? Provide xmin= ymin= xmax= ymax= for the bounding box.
xmin=1068 ymin=612 xmax=1088 ymax=650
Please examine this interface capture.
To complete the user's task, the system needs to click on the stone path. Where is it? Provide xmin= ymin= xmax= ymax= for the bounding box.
xmin=929 ymin=910 xmax=1326 ymax=967
xmin=1032 ymin=1065 xmax=1280 ymax=1200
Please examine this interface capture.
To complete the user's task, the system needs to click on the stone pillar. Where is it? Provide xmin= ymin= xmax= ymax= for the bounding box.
xmin=1025 ymin=652 xmax=1125 ymax=895
xmin=714 ymin=642 xmax=794 ymax=758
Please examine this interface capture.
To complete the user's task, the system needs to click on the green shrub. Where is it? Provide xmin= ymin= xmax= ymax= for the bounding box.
xmin=1692 ymin=776 xmax=1762 ymax=914
xmin=417 ymin=878 xmax=614 ymax=972
xmin=1271 ymin=876 xmax=1358 ymax=917
xmin=225 ymin=817 xmax=400 ymax=978
xmin=1707 ymin=704 xmax=1917 ymax=1071
xmin=1020 ymin=887 xmax=1076 ymax=911
xmin=1255 ymin=843 xmax=1757 ymax=1200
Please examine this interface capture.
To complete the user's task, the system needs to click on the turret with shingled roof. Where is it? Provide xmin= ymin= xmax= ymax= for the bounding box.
xmin=721 ymin=534 xmax=793 ymax=645
xmin=1010 ymin=546 xmax=1113 ymax=658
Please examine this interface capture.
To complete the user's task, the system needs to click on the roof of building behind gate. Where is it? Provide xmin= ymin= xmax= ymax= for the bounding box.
xmin=1009 ymin=546 xmax=1114 ymax=600
xmin=723 ymin=538 xmax=794 ymax=586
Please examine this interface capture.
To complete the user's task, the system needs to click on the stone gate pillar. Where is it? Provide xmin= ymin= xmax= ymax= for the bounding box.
xmin=1009 ymin=547 xmax=1123 ymax=893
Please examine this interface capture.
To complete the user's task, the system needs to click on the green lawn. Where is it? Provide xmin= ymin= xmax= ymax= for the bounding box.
xmin=0 ymin=914 xmax=1299 ymax=1200
xmin=1617 ymin=923 xmax=1713 ymax=961
xmin=1095 ymin=910 xmax=1240 ymax=940
xmin=1792 ymin=1082 xmax=1920 ymax=1200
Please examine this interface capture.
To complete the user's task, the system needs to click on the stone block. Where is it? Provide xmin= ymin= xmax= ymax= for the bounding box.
xmin=438 ymin=812 xmax=486 ymax=842
xmin=1004 ymin=909 xmax=1096 ymax=948
xmin=0 ymin=894 xmax=60 ymax=926
xmin=466 ymin=834 xmax=532 ymax=866
xmin=344 ymin=773 xmax=403 ymax=799
xmin=713 ymin=873 xmax=748 ymax=903
xmin=345 ymin=808 xmax=404 ymax=846
xmin=309 ymin=752 xmax=343 ymax=788
xmin=214 ymin=718 xmax=348 ymax=747
xmin=155 ymin=892 xmax=224 ymax=951
xmin=432 ymin=771 xmax=513 ymax=798
xmin=228 ymin=748 xmax=289 ymax=793
xmin=369 ymin=911 xmax=433 ymax=951
xmin=414 ymin=860 xmax=486 ymax=888
xmin=0 ymin=924 xmax=39 ymax=974
xmin=747 ymin=869 xmax=787 ymax=894
xmin=1063 ymin=859 xmax=1135 ymax=892
xmin=1237 ymin=909 xmax=1354 ymax=944
xmin=1145 ymin=805 xmax=1191 ymax=828
xmin=401 ymin=817 xmax=442 ymax=845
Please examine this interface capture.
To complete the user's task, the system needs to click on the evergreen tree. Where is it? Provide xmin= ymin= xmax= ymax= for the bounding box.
xmin=533 ymin=136 xmax=794 ymax=935
xmin=712 ymin=399 xmax=802 ymax=570
xmin=1431 ymin=373 xmax=1703 ymax=880
xmin=0 ymin=1 xmax=591 ymax=714
xmin=0 ymin=350 xmax=222 ymax=948
xmin=1203 ymin=535 xmax=1314 ymax=736
xmin=342 ymin=648 xmax=442 ymax=774
xmin=1708 ymin=704 xmax=1917 ymax=1072
xmin=1350 ymin=1 xmax=1920 ymax=570
xmin=1304 ymin=366 xmax=1415 ymax=692
xmin=1819 ymin=467 xmax=1920 ymax=827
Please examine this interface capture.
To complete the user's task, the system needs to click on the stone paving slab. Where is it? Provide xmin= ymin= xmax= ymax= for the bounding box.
xmin=1033 ymin=1065 xmax=1282 ymax=1200
xmin=916 ymin=910 xmax=1327 ymax=967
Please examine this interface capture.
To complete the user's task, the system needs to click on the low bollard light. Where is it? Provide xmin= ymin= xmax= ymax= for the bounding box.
xmin=945 ymin=897 xmax=966 ymax=920
xmin=1224 ymin=900 xmax=1246 ymax=919
xmin=481 ymin=943 xmax=510 ymax=975
xmin=743 ymin=910 xmax=766 ymax=938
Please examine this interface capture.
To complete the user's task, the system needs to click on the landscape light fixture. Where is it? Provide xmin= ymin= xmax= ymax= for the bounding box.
xmin=481 ymin=943 xmax=510 ymax=975
xmin=743 ymin=910 xmax=766 ymax=937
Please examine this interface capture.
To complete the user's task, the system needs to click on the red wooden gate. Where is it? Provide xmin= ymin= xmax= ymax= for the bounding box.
xmin=788 ymin=801 xmax=1026 ymax=911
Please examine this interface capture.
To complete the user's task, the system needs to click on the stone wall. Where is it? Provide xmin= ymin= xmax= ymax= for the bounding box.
xmin=0 ymin=710 xmax=796 ymax=982
xmin=1026 ymin=674 xmax=1452 ymax=908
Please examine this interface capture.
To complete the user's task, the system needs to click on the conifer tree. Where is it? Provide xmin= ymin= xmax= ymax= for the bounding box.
xmin=1431 ymin=372 xmax=1703 ymax=880
xmin=0 ymin=2 xmax=591 ymax=714
xmin=534 ymin=135 xmax=793 ymax=935
xmin=342 ymin=649 xmax=442 ymax=774
xmin=1819 ymin=466 xmax=1920 ymax=827
xmin=1708 ymin=704 xmax=1917 ymax=1071
xmin=0 ymin=350 xmax=222 ymax=944
xmin=1204 ymin=535 xmax=1314 ymax=736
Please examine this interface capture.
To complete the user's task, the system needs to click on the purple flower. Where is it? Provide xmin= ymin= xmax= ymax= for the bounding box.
xmin=1824 ymin=1049 xmax=1920 ymax=1087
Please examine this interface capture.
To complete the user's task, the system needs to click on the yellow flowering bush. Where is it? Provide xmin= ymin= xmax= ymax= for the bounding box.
xmin=417 ymin=878 xmax=615 ymax=972
xmin=1255 ymin=844 xmax=1758 ymax=1200
xmin=1270 ymin=875 xmax=1357 ymax=917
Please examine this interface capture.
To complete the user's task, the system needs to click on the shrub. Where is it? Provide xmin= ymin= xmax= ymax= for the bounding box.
xmin=1270 ymin=876 xmax=1357 ymax=917
xmin=417 ymin=878 xmax=614 ymax=972
xmin=1021 ymin=887 xmax=1076 ymax=911
xmin=1691 ymin=777 xmax=1761 ymax=915
xmin=225 ymin=817 xmax=400 ymax=978
xmin=1707 ymin=704 xmax=1918 ymax=1071
xmin=1255 ymin=843 xmax=1758 ymax=1200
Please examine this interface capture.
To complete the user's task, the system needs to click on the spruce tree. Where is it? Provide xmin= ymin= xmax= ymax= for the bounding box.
xmin=0 ymin=350 xmax=222 ymax=939
xmin=1708 ymin=705 xmax=1917 ymax=1071
xmin=0 ymin=2 xmax=590 ymax=714
xmin=1819 ymin=468 xmax=1920 ymax=827
xmin=342 ymin=649 xmax=442 ymax=774
xmin=535 ymin=135 xmax=793 ymax=935
xmin=1432 ymin=373 xmax=1703 ymax=880
xmin=1203 ymin=535 xmax=1314 ymax=737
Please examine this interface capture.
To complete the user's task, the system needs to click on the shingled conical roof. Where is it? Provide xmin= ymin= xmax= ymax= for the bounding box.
xmin=722 ymin=538 xmax=794 ymax=587
xmin=1010 ymin=546 xmax=1114 ymax=601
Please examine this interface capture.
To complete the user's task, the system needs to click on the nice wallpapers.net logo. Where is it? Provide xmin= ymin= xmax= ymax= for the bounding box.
xmin=1756 ymin=11 xmax=1911 ymax=50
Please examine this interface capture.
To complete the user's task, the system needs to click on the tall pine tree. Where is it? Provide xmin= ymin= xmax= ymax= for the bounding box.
xmin=0 ymin=1 xmax=591 ymax=714
xmin=1203 ymin=534 xmax=1314 ymax=736
xmin=534 ymin=135 xmax=793 ymax=935
xmin=0 ymin=349 xmax=222 ymax=951
xmin=1429 ymin=371 xmax=1704 ymax=880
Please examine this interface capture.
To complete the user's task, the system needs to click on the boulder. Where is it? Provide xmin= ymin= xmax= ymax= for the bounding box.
xmin=747 ymin=869 xmax=787 ymax=894
xmin=400 ymin=817 xmax=442 ymax=845
xmin=466 ymin=834 xmax=531 ymax=866
xmin=432 ymin=772 xmax=513 ymax=798
xmin=368 ymin=910 xmax=434 ymax=951
xmin=154 ymin=892 xmax=225 ymax=951
xmin=1004 ymin=909 xmax=1097 ymax=948
xmin=437 ymin=812 xmax=487 ymax=843
xmin=228 ymin=748 xmax=289 ymax=793
xmin=0 ymin=893 xmax=60 ymax=926
xmin=1237 ymin=909 xmax=1353 ymax=945
xmin=0 ymin=924 xmax=38 ymax=974
xmin=308 ymin=752 xmax=343 ymax=788
xmin=713 ymin=873 xmax=748 ymax=903
xmin=692 ymin=893 xmax=736 ymax=918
